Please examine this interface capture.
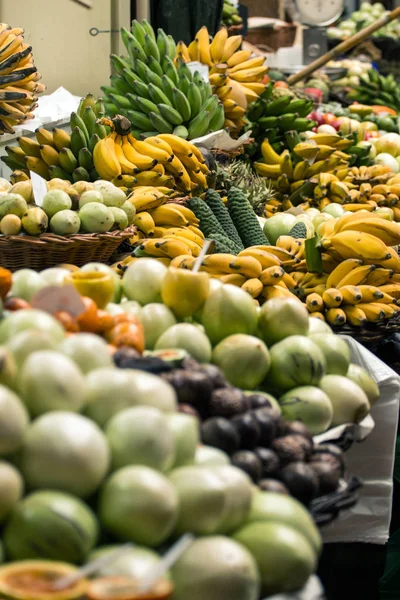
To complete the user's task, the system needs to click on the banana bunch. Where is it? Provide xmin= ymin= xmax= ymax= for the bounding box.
xmin=2 ymin=94 xmax=108 ymax=182
xmin=247 ymin=88 xmax=315 ymax=154
xmin=176 ymin=26 xmax=267 ymax=134
xmin=102 ymin=20 xmax=224 ymax=140
xmin=93 ymin=117 xmax=209 ymax=195
xmin=296 ymin=259 xmax=400 ymax=326
xmin=222 ymin=0 xmax=243 ymax=27
xmin=254 ymin=137 xmax=350 ymax=198
xmin=0 ymin=23 xmax=45 ymax=135
xmin=347 ymin=69 xmax=400 ymax=114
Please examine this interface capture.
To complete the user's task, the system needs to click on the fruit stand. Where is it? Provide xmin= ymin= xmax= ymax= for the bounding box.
xmin=0 ymin=5 xmax=400 ymax=600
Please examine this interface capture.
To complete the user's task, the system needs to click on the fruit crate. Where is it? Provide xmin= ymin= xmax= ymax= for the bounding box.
xmin=0 ymin=227 xmax=135 ymax=272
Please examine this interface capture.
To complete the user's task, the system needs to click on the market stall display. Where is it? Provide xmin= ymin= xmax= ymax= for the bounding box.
xmin=0 ymin=7 xmax=399 ymax=599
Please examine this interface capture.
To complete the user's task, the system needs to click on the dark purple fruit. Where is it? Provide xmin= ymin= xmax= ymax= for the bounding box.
xmin=247 ymin=393 xmax=277 ymax=411
xmin=310 ymin=443 xmax=345 ymax=477
xmin=201 ymin=417 xmax=240 ymax=455
xmin=231 ymin=413 xmax=261 ymax=449
xmin=278 ymin=461 xmax=319 ymax=505
xmin=252 ymin=408 xmax=277 ymax=447
xmin=231 ymin=450 xmax=262 ymax=483
xmin=311 ymin=461 xmax=340 ymax=495
xmin=163 ymin=370 xmax=213 ymax=417
xmin=197 ymin=364 xmax=228 ymax=389
xmin=209 ymin=388 xmax=249 ymax=419
xmin=254 ymin=447 xmax=280 ymax=477
xmin=276 ymin=419 xmax=312 ymax=440
xmin=259 ymin=479 xmax=289 ymax=495
xmin=178 ymin=404 xmax=201 ymax=419
xmin=271 ymin=435 xmax=307 ymax=465
xmin=114 ymin=348 xmax=172 ymax=373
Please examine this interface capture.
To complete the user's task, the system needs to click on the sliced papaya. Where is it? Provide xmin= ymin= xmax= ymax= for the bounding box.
xmin=86 ymin=576 xmax=172 ymax=600
xmin=0 ymin=560 xmax=88 ymax=600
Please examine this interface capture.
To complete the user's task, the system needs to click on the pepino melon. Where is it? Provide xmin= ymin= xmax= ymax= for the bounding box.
xmin=0 ymin=385 xmax=29 ymax=456
xmin=167 ymin=413 xmax=199 ymax=468
xmin=59 ymin=334 xmax=113 ymax=374
xmin=88 ymin=545 xmax=160 ymax=579
xmin=0 ymin=461 xmax=24 ymax=524
xmin=195 ymin=445 xmax=230 ymax=467
xmin=0 ymin=310 xmax=65 ymax=345
xmin=4 ymin=491 xmax=98 ymax=563
xmin=6 ymin=330 xmax=57 ymax=369
xmin=19 ymin=412 xmax=110 ymax=498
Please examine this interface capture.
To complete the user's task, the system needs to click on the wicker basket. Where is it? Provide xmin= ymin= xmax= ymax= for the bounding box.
xmin=0 ymin=227 xmax=136 ymax=272
xmin=332 ymin=315 xmax=400 ymax=352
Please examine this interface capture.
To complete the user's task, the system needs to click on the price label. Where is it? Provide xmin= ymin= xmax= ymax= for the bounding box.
xmin=30 ymin=170 xmax=47 ymax=207
xmin=31 ymin=285 xmax=86 ymax=317
xmin=187 ymin=62 xmax=209 ymax=83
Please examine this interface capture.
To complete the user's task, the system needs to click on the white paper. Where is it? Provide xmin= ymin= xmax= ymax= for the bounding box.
xmin=321 ymin=337 xmax=400 ymax=545
xmin=30 ymin=171 xmax=47 ymax=207
xmin=187 ymin=62 xmax=209 ymax=83
xmin=20 ymin=87 xmax=80 ymax=133
xmin=192 ymin=129 xmax=252 ymax=150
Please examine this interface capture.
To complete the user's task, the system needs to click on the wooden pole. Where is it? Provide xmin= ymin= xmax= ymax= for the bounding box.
xmin=287 ymin=6 xmax=400 ymax=85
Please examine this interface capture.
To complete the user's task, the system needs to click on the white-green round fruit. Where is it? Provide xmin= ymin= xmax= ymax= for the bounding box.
xmin=0 ymin=309 xmax=65 ymax=344
xmin=79 ymin=190 xmax=104 ymax=208
xmin=167 ymin=413 xmax=199 ymax=468
xmin=119 ymin=300 xmax=142 ymax=318
xmin=169 ymin=466 xmax=227 ymax=535
xmin=172 ymin=536 xmax=260 ymax=600
xmin=0 ymin=347 xmax=16 ymax=389
xmin=212 ymin=334 xmax=270 ymax=390
xmin=258 ymin=298 xmax=309 ymax=346
xmin=279 ymin=386 xmax=333 ymax=435
xmin=140 ymin=303 xmax=177 ymax=350
xmin=4 ymin=490 xmax=98 ymax=563
xmin=313 ymin=213 xmax=334 ymax=235
xmin=109 ymin=207 xmax=128 ymax=231
xmin=20 ymin=350 xmax=86 ymax=416
xmin=212 ymin=466 xmax=253 ymax=534
xmin=322 ymin=203 xmax=345 ymax=218
xmin=89 ymin=545 xmax=160 ymax=579
xmin=19 ymin=411 xmax=110 ymax=498
xmin=106 ymin=406 xmax=176 ymax=472
xmin=155 ymin=323 xmax=212 ymax=363
xmin=99 ymin=465 xmax=178 ymax=546
xmin=308 ymin=317 xmax=332 ymax=334
xmin=346 ymin=363 xmax=379 ymax=405
xmin=121 ymin=201 xmax=136 ymax=225
xmin=0 ymin=462 xmax=23 ymax=524
xmin=234 ymin=522 xmax=317 ymax=596
xmin=319 ymin=374 xmax=370 ymax=425
xmin=42 ymin=189 xmax=72 ymax=218
xmin=50 ymin=210 xmax=80 ymax=235
xmin=267 ymin=336 xmax=326 ymax=393
xmin=79 ymin=202 xmax=114 ymax=233
xmin=40 ymin=267 xmax=69 ymax=286
xmin=201 ymin=285 xmax=258 ymax=345
xmin=195 ymin=445 xmax=230 ymax=467
xmin=308 ymin=333 xmax=350 ymax=375
xmin=6 ymin=330 xmax=57 ymax=369
xmin=59 ymin=333 xmax=113 ymax=373
xmin=123 ymin=259 xmax=168 ymax=305
xmin=0 ymin=385 xmax=29 ymax=456
xmin=247 ymin=491 xmax=322 ymax=554
xmin=84 ymin=368 xmax=177 ymax=427
xmin=11 ymin=269 xmax=45 ymax=301
xmin=263 ymin=214 xmax=297 ymax=245
xmin=105 ymin=302 xmax=124 ymax=315
xmin=92 ymin=181 xmax=126 ymax=207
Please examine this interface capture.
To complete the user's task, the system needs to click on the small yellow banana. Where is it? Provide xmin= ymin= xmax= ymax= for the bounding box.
xmin=339 ymin=285 xmax=362 ymax=305
xmin=259 ymin=266 xmax=285 ymax=286
xmin=305 ymin=293 xmax=324 ymax=313
xmin=321 ymin=231 xmax=391 ymax=262
xmin=325 ymin=308 xmax=347 ymax=326
xmin=219 ymin=273 xmax=247 ymax=286
xmin=150 ymin=204 xmax=190 ymax=227
xmin=343 ymin=305 xmax=367 ymax=327
xmin=238 ymin=248 xmax=282 ymax=270
xmin=356 ymin=303 xmax=386 ymax=322
xmin=134 ymin=211 xmax=155 ymax=237
xmin=241 ymin=278 xmax=263 ymax=298
xmin=337 ymin=264 xmax=376 ymax=288
xmin=322 ymin=288 xmax=343 ymax=309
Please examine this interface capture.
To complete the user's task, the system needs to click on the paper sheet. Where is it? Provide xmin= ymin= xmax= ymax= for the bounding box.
xmin=192 ymin=129 xmax=252 ymax=150
xmin=18 ymin=87 xmax=80 ymax=133
xmin=321 ymin=337 xmax=400 ymax=545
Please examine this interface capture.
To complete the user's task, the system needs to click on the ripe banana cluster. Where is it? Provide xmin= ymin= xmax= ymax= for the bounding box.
xmin=176 ymin=26 xmax=267 ymax=134
xmin=102 ymin=20 xmax=223 ymax=140
xmin=247 ymin=88 xmax=315 ymax=154
xmin=0 ymin=23 xmax=45 ymax=135
xmin=254 ymin=137 xmax=350 ymax=198
xmin=93 ymin=119 xmax=209 ymax=195
xmin=2 ymin=94 xmax=108 ymax=182
xmin=296 ymin=258 xmax=400 ymax=326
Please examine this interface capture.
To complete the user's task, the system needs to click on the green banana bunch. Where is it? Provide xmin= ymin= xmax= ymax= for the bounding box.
xmin=1 ymin=94 xmax=108 ymax=182
xmin=246 ymin=84 xmax=315 ymax=156
xmin=222 ymin=0 xmax=243 ymax=26
xmin=101 ymin=20 xmax=224 ymax=140
xmin=347 ymin=68 xmax=400 ymax=113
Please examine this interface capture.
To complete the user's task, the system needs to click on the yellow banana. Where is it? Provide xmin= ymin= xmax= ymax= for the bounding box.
xmin=226 ymin=49 xmax=252 ymax=68
xmin=325 ymin=308 xmax=347 ymax=326
xmin=134 ymin=136 xmax=174 ymax=163
xmin=93 ymin=135 xmax=122 ymax=180
xmin=259 ymin=266 xmax=285 ymax=286
xmin=210 ymin=27 xmax=228 ymax=64
xmin=337 ymin=217 xmax=400 ymax=247
xmin=229 ymin=65 xmax=268 ymax=82
xmin=330 ymin=181 xmax=351 ymax=201
xmin=187 ymin=39 xmax=200 ymax=61
xmin=122 ymin=139 xmax=158 ymax=171
xmin=35 ymin=128 xmax=55 ymax=148
xmin=164 ymin=227 xmax=204 ymax=246
xmin=339 ymin=285 xmax=362 ymax=305
xmin=310 ymin=312 xmax=326 ymax=322
xmin=138 ymin=238 xmax=170 ymax=258
xmin=321 ymin=231 xmax=391 ymax=262
xmin=175 ymin=40 xmax=191 ymax=63
xmin=159 ymin=237 xmax=193 ymax=258
xmin=220 ymin=35 xmax=242 ymax=63
xmin=238 ymin=248 xmax=282 ymax=269
xmin=200 ymin=254 xmax=262 ymax=278
xmin=293 ymin=142 xmax=319 ymax=161
xmin=281 ymin=272 xmax=298 ymax=290
xmin=228 ymin=56 xmax=265 ymax=74
xmin=150 ymin=204 xmax=190 ymax=227
xmin=52 ymin=128 xmax=71 ymax=152
xmin=379 ymin=284 xmax=400 ymax=299
xmin=365 ymin=267 xmax=393 ymax=286
xmin=252 ymin=246 xmax=296 ymax=264
xmin=343 ymin=305 xmax=367 ymax=327
xmin=134 ymin=211 xmax=155 ymax=236
xmin=261 ymin=285 xmax=300 ymax=302
xmin=39 ymin=144 xmax=60 ymax=167
xmin=322 ymin=288 xmax=343 ymax=309
xmin=114 ymin=136 xmax=139 ymax=174
xmin=220 ymin=273 xmax=247 ymax=286
xmin=306 ymin=293 xmax=324 ymax=313
xmin=356 ymin=303 xmax=386 ymax=322
xmin=128 ymin=192 xmax=165 ymax=212
xmin=241 ymin=278 xmax=263 ymax=298
xmin=163 ymin=235 xmax=201 ymax=257
xmin=195 ymin=26 xmax=212 ymax=65
xmin=170 ymin=204 xmax=199 ymax=225
xmin=24 ymin=156 xmax=50 ymax=179
xmin=336 ymin=264 xmax=376 ymax=288
xmin=170 ymin=255 xmax=196 ymax=269
xmin=261 ymin=139 xmax=283 ymax=165
xmin=373 ymin=246 xmax=400 ymax=273
xmin=18 ymin=136 xmax=41 ymax=158
xmin=253 ymin=162 xmax=281 ymax=178
xmin=132 ymin=170 xmax=163 ymax=186
xmin=358 ymin=285 xmax=394 ymax=304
